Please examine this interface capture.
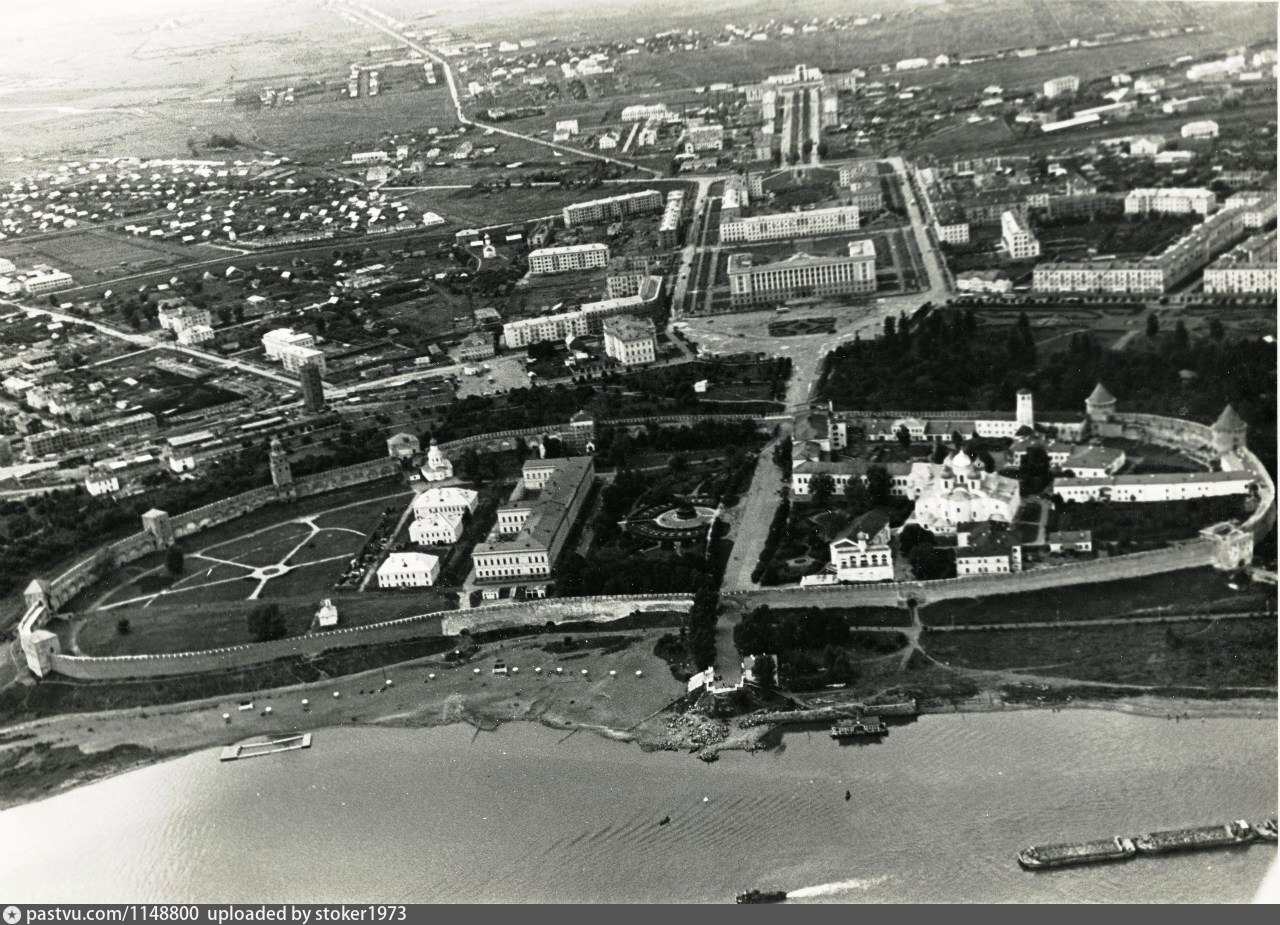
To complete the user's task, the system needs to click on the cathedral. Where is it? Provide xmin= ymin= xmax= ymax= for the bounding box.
xmin=904 ymin=447 xmax=1021 ymax=534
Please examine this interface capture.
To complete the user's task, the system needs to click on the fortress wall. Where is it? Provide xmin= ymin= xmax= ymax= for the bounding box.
xmin=440 ymin=594 xmax=693 ymax=635
xmin=728 ymin=540 xmax=1218 ymax=609
xmin=170 ymin=487 xmax=278 ymax=538
xmin=44 ymin=595 xmax=691 ymax=680
xmin=294 ymin=458 xmax=401 ymax=498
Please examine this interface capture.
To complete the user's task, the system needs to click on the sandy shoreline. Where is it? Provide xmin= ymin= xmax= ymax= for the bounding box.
xmin=0 ymin=629 xmax=1274 ymax=813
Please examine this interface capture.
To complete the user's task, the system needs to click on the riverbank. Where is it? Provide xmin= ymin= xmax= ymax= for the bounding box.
xmin=1 ymin=623 xmax=1273 ymax=813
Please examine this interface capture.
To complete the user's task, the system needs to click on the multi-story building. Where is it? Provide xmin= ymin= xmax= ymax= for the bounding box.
xmin=300 ymin=361 xmax=325 ymax=412
xmin=376 ymin=551 xmax=441 ymax=588
xmin=1124 ymin=187 xmax=1217 ymax=216
xmin=1034 ymin=196 xmax=1267 ymax=294
xmin=727 ymin=240 xmax=876 ymax=307
xmin=263 ymin=328 xmax=315 ymax=359
xmin=22 ymin=412 xmax=157 ymax=457
xmin=602 ymin=315 xmax=657 ymax=366
xmin=454 ymin=331 xmax=496 ymax=361
xmin=409 ymin=510 xmax=464 ymax=546
xmin=829 ymin=510 xmax=895 ymax=583
xmin=20 ymin=270 xmax=74 ymax=295
xmin=1001 ymin=210 xmax=1041 ymax=259
xmin=527 ymin=243 xmax=610 ymax=275
xmin=720 ymin=204 xmax=861 ymax=243
xmin=502 ymin=277 xmax=662 ymax=348
xmin=472 ymin=457 xmax=594 ymax=584
xmin=658 ymin=190 xmax=684 ymax=249
xmin=176 ymin=324 xmax=216 ymax=346
xmin=955 ymin=523 xmax=1024 ymax=576
xmin=681 ymin=123 xmax=725 ymax=152
xmin=1203 ymin=230 xmax=1277 ymax=295
xmin=844 ymin=180 xmax=884 ymax=213
xmin=414 ymin=486 xmax=479 ymax=519
xmin=562 ymin=190 xmax=663 ymax=227
xmin=1042 ymin=75 xmax=1080 ymax=98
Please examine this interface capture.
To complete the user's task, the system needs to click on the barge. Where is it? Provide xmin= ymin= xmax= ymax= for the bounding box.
xmin=1134 ymin=820 xmax=1255 ymax=855
xmin=1018 ymin=836 xmax=1137 ymax=870
xmin=220 ymin=733 xmax=312 ymax=762
xmin=830 ymin=716 xmax=887 ymax=739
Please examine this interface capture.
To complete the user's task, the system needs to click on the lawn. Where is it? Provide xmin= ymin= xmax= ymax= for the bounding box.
xmin=920 ymin=567 xmax=1274 ymax=627
xmin=758 ymin=606 xmax=913 ymax=629
xmin=923 ymin=618 xmax=1277 ymax=690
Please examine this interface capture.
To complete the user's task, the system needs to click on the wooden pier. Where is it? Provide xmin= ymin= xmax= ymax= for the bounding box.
xmin=220 ymin=733 xmax=313 ymax=761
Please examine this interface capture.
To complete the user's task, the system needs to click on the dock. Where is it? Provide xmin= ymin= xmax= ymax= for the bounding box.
xmin=220 ymin=733 xmax=313 ymax=762
xmin=741 ymin=700 xmax=916 ymax=729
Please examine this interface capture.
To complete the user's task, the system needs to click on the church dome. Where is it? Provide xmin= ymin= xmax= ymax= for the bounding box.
xmin=946 ymin=488 xmax=972 ymax=502
xmin=949 ymin=448 xmax=973 ymax=470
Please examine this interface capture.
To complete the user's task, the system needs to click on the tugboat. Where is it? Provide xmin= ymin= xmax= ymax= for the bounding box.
xmin=1254 ymin=817 xmax=1277 ymax=841
xmin=830 ymin=716 xmax=888 ymax=739
xmin=735 ymin=889 xmax=787 ymax=904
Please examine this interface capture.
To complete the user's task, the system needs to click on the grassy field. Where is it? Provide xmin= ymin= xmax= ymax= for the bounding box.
xmin=0 ymin=228 xmax=226 ymax=282
xmin=920 ymin=567 xmax=1274 ymax=627
xmin=923 ymin=618 xmax=1277 ymax=690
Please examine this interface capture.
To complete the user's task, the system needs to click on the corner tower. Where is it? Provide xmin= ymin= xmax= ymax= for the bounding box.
xmin=269 ymin=437 xmax=295 ymax=500
xmin=1211 ymin=405 xmax=1248 ymax=456
xmin=1085 ymin=382 xmax=1117 ymax=423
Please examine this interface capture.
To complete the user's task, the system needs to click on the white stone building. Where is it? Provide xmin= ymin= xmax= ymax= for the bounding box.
xmin=409 ymin=509 xmax=464 ymax=545
xmin=602 ymin=315 xmax=657 ymax=366
xmin=528 ymin=243 xmax=610 ymax=275
xmin=829 ymin=510 xmax=895 ymax=582
xmin=377 ymin=552 xmax=441 ymax=588
xmin=413 ymin=486 xmax=478 ymax=519
xmin=1001 ymin=210 xmax=1041 ymax=259
xmin=1124 ymin=187 xmax=1217 ymax=216
xmin=1042 ymin=75 xmax=1080 ymax=98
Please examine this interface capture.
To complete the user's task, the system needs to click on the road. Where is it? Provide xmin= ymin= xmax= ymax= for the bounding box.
xmin=341 ymin=3 xmax=661 ymax=178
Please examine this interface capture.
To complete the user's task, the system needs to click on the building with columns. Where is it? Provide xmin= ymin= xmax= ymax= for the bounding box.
xmin=728 ymin=240 xmax=876 ymax=307
xmin=829 ymin=510 xmax=895 ymax=582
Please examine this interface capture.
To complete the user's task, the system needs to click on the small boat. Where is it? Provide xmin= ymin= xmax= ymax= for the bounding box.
xmin=845 ymin=790 xmax=851 ymax=801
xmin=1253 ymin=817 xmax=1277 ymax=841
xmin=830 ymin=716 xmax=888 ymax=739
xmin=659 ymin=816 xmax=671 ymax=827
xmin=736 ymin=889 xmax=787 ymax=904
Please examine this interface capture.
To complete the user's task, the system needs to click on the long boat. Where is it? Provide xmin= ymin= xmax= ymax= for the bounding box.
xmin=1134 ymin=820 xmax=1255 ymax=854
xmin=1018 ymin=836 xmax=1137 ymax=870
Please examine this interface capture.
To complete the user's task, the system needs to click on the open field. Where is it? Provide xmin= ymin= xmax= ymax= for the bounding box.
xmin=924 ymin=618 xmax=1277 ymax=690
xmin=920 ymin=567 xmax=1274 ymax=627
xmin=0 ymin=228 xmax=228 ymax=282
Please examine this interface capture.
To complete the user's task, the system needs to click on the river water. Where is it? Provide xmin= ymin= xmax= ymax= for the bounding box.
xmin=0 ymin=711 xmax=1274 ymax=903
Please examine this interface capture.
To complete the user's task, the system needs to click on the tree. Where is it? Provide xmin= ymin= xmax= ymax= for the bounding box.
xmin=865 ymin=465 xmax=893 ymax=507
xmin=1146 ymin=312 xmax=1160 ymax=338
xmin=247 ymin=603 xmax=288 ymax=642
xmin=897 ymin=523 xmax=936 ymax=557
xmin=1018 ymin=445 xmax=1052 ymax=495
xmin=165 ymin=545 xmax=185 ymax=576
xmin=843 ymin=477 xmax=870 ymax=515
xmin=668 ymin=454 xmax=688 ymax=472
xmin=460 ymin=447 xmax=482 ymax=481
xmin=116 ymin=618 xmax=131 ymax=636
xmin=895 ymin=425 xmax=911 ymax=449
xmin=1173 ymin=319 xmax=1190 ymax=351
xmin=811 ymin=473 xmax=835 ymax=507
xmin=931 ymin=442 xmax=949 ymax=464
xmin=1208 ymin=318 xmax=1226 ymax=341
xmin=752 ymin=654 xmax=777 ymax=689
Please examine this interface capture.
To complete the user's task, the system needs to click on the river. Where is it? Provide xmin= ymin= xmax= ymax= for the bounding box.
xmin=0 ymin=710 xmax=1274 ymax=903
